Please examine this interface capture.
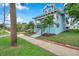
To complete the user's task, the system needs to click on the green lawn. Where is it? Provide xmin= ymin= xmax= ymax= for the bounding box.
xmin=0 ymin=37 xmax=56 ymax=56
xmin=0 ymin=29 xmax=8 ymax=35
xmin=38 ymin=29 xmax=79 ymax=47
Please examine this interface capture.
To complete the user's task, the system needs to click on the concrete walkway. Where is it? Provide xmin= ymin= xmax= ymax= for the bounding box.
xmin=18 ymin=34 xmax=79 ymax=56
xmin=0 ymin=34 xmax=10 ymax=38
xmin=5 ymin=30 xmax=10 ymax=33
xmin=31 ymin=34 xmax=41 ymax=38
xmin=0 ymin=30 xmax=10 ymax=38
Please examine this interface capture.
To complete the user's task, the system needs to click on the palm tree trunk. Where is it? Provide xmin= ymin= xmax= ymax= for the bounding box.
xmin=10 ymin=3 xmax=17 ymax=46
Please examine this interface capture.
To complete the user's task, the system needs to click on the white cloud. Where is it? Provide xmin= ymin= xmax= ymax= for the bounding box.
xmin=16 ymin=3 xmax=29 ymax=10
xmin=5 ymin=14 xmax=10 ymax=25
xmin=1 ymin=3 xmax=29 ymax=10
xmin=6 ymin=14 xmax=25 ymax=23
xmin=17 ymin=17 xmax=25 ymax=23
xmin=6 ymin=14 xmax=10 ymax=21
xmin=0 ymin=20 xmax=3 ymax=24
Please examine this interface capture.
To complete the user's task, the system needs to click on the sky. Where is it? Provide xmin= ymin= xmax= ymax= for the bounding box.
xmin=0 ymin=3 xmax=64 ymax=25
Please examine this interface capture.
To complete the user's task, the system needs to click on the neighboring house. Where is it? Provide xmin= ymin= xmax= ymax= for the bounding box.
xmin=66 ymin=16 xmax=79 ymax=29
xmin=70 ymin=22 xmax=79 ymax=29
xmin=33 ymin=4 xmax=66 ymax=35
xmin=68 ymin=18 xmax=79 ymax=29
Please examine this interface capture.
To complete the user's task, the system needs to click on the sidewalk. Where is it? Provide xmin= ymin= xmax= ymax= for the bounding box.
xmin=0 ymin=30 xmax=10 ymax=38
xmin=0 ymin=34 xmax=10 ymax=38
xmin=18 ymin=34 xmax=79 ymax=56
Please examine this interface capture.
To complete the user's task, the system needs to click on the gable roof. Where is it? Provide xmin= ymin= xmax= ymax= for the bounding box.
xmin=33 ymin=4 xmax=64 ymax=20
xmin=33 ymin=10 xmax=61 ymax=20
xmin=43 ymin=4 xmax=56 ymax=10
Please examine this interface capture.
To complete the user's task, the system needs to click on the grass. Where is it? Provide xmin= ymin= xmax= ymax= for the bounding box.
xmin=38 ymin=29 xmax=79 ymax=47
xmin=0 ymin=37 xmax=56 ymax=56
xmin=0 ymin=29 xmax=8 ymax=35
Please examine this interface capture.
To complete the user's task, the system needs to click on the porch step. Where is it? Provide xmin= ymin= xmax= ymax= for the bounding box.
xmin=31 ymin=34 xmax=41 ymax=38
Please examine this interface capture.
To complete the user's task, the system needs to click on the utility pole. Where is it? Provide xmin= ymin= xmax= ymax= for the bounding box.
xmin=3 ymin=3 xmax=5 ymax=29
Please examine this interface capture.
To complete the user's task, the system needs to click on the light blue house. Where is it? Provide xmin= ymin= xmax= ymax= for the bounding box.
xmin=33 ymin=4 xmax=66 ymax=35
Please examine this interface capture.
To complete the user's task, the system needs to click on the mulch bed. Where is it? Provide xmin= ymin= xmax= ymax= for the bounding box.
xmin=42 ymin=33 xmax=56 ymax=37
xmin=43 ymin=39 xmax=79 ymax=51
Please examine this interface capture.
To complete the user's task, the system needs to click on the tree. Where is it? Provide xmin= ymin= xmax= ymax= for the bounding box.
xmin=44 ymin=15 xmax=54 ymax=33
xmin=39 ymin=15 xmax=54 ymax=34
xmin=17 ymin=23 xmax=28 ymax=32
xmin=10 ymin=3 xmax=27 ymax=46
xmin=28 ymin=21 xmax=34 ymax=32
xmin=10 ymin=3 xmax=17 ymax=46
xmin=65 ymin=3 xmax=79 ymax=22
xmin=40 ymin=19 xmax=48 ymax=34
xmin=17 ymin=23 xmax=22 ymax=32
xmin=0 ymin=24 xmax=4 ymax=29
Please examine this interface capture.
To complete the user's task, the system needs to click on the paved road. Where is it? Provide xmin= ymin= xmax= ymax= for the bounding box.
xmin=18 ymin=34 xmax=79 ymax=56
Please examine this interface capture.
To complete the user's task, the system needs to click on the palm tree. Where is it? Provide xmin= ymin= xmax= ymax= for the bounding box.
xmin=10 ymin=3 xmax=17 ymax=46
xmin=10 ymin=3 xmax=27 ymax=46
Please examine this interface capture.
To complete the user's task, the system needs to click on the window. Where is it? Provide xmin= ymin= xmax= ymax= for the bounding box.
xmin=37 ymin=24 xmax=41 ymax=28
xmin=56 ymin=15 xmax=59 ymax=19
xmin=56 ymin=23 xmax=59 ymax=28
xmin=48 ymin=9 xmax=51 ymax=12
xmin=45 ymin=10 xmax=47 ymax=14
